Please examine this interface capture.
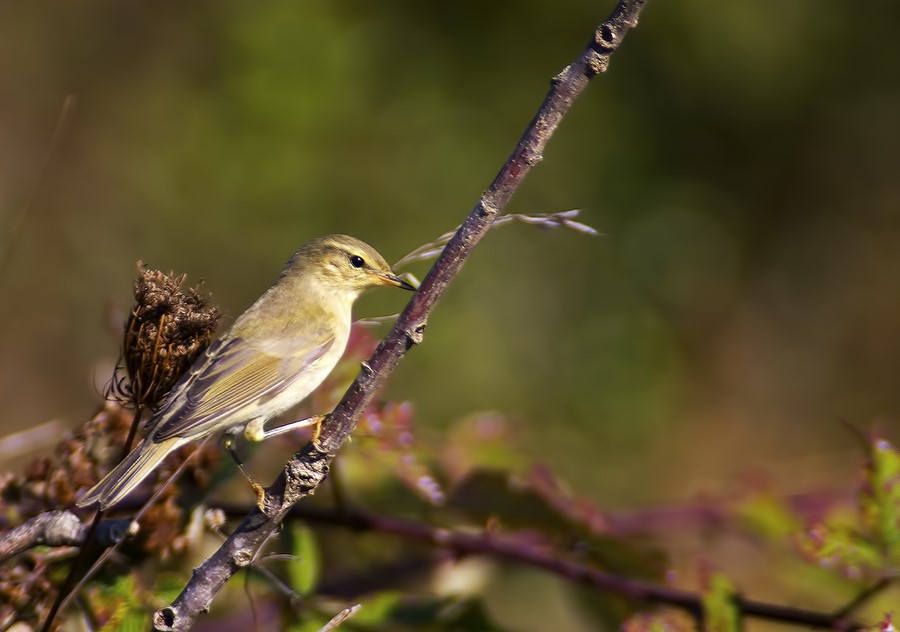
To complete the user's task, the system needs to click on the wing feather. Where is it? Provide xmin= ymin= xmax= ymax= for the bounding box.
xmin=150 ymin=331 xmax=334 ymax=442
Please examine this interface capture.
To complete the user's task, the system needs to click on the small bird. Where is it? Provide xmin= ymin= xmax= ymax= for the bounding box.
xmin=78 ymin=235 xmax=414 ymax=510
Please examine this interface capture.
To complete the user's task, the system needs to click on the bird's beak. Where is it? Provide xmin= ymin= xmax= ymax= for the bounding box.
xmin=377 ymin=272 xmax=416 ymax=291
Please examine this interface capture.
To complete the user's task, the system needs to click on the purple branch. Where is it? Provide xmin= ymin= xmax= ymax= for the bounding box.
xmin=322 ymin=508 xmax=862 ymax=631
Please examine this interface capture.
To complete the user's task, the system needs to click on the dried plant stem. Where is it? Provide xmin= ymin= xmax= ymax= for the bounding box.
xmin=51 ymin=438 xmax=205 ymax=626
xmin=0 ymin=95 xmax=76 ymax=283
xmin=4 ymin=488 xmax=845 ymax=559
xmin=39 ymin=404 xmax=145 ymax=632
xmin=154 ymin=2 xmax=649 ymax=629
xmin=317 ymin=604 xmax=361 ymax=632
xmin=392 ymin=208 xmax=598 ymax=270
xmin=2 ymin=491 xmax=867 ymax=630
xmin=357 ymin=209 xmax=599 ymax=327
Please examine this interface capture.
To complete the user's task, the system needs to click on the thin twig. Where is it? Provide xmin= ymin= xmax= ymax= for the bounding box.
xmin=74 ymin=593 xmax=100 ymax=632
xmin=154 ymin=3 xmax=650 ymax=629
xmin=355 ymin=208 xmax=599 ymax=327
xmin=392 ymin=208 xmax=598 ymax=269
xmin=39 ymin=404 xmax=146 ymax=632
xmin=51 ymin=440 xmax=205 ymax=622
xmin=0 ymin=95 xmax=77 ymax=282
xmin=830 ymin=577 xmax=893 ymax=621
xmin=317 ymin=604 xmax=361 ymax=632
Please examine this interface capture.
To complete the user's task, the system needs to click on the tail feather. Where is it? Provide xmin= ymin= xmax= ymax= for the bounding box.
xmin=77 ymin=438 xmax=180 ymax=509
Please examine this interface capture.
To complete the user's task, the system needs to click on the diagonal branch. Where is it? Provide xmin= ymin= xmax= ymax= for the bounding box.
xmin=154 ymin=1 xmax=650 ymax=629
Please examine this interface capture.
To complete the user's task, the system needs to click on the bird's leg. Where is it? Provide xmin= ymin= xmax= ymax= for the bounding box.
xmin=236 ymin=416 xmax=324 ymax=511
xmin=223 ymin=425 xmax=266 ymax=510
xmin=221 ymin=427 xmax=243 ymax=469
xmin=256 ymin=415 xmax=325 ymax=446
xmin=262 ymin=416 xmax=343 ymax=508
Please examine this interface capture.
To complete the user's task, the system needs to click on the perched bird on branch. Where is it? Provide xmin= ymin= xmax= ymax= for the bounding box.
xmin=78 ymin=234 xmax=414 ymax=510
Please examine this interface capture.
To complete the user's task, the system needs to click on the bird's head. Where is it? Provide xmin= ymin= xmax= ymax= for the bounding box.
xmin=284 ymin=234 xmax=415 ymax=298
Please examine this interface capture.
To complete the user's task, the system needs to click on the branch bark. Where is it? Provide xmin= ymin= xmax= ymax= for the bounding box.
xmin=155 ymin=1 xmax=650 ymax=629
xmin=0 ymin=511 xmax=132 ymax=563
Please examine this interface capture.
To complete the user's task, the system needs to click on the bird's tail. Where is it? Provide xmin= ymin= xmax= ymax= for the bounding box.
xmin=76 ymin=438 xmax=180 ymax=510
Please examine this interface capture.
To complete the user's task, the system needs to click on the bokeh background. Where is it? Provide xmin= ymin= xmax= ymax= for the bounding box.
xmin=1 ymin=0 xmax=898 ymax=628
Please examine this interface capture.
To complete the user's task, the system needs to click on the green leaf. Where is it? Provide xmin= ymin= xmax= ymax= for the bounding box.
xmin=153 ymin=574 xmax=189 ymax=607
xmin=796 ymin=523 xmax=886 ymax=579
xmin=701 ymin=573 xmax=740 ymax=632
xmin=350 ymin=591 xmax=404 ymax=626
xmin=735 ymin=492 xmax=802 ymax=539
xmin=623 ymin=611 xmax=698 ymax=632
xmin=794 ymin=436 xmax=898 ymax=578
xmin=109 ymin=609 xmax=147 ymax=632
xmin=289 ymin=524 xmax=321 ymax=597
xmin=99 ymin=576 xmax=148 ymax=632
xmin=861 ymin=437 xmax=900 ymax=564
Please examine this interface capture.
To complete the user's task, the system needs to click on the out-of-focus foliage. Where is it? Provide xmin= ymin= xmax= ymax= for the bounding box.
xmin=861 ymin=439 xmax=900 ymax=564
xmin=288 ymin=524 xmax=321 ymax=598
xmin=0 ymin=0 xmax=898 ymax=630
xmin=1 ymin=327 xmax=897 ymax=629
xmin=94 ymin=574 xmax=183 ymax=632
xmin=795 ymin=437 xmax=899 ymax=579
xmin=623 ymin=611 xmax=696 ymax=632
xmin=700 ymin=573 xmax=739 ymax=632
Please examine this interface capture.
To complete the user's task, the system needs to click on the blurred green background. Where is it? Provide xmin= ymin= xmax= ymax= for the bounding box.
xmin=0 ymin=0 xmax=898 ymax=623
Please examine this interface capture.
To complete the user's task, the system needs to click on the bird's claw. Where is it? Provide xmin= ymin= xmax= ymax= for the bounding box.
xmin=252 ymin=481 xmax=267 ymax=512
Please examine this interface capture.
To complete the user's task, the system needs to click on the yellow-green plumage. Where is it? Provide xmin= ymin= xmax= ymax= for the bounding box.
xmin=78 ymin=235 xmax=413 ymax=510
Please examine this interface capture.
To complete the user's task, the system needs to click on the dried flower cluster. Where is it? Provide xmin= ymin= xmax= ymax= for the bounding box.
xmin=117 ymin=262 xmax=221 ymax=410
xmin=0 ymin=400 xmax=223 ymax=625
xmin=1 ymin=263 xmax=226 ymax=628
xmin=0 ymin=403 xmax=130 ymax=627
xmin=0 ymin=403 xmax=133 ymax=522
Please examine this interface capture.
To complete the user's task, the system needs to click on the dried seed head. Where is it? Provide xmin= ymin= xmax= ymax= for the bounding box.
xmin=204 ymin=508 xmax=226 ymax=532
xmin=119 ymin=261 xmax=220 ymax=409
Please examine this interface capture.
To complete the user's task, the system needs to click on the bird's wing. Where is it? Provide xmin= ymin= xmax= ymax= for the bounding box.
xmin=150 ymin=330 xmax=335 ymax=442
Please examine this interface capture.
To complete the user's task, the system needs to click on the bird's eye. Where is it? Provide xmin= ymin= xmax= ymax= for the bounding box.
xmin=349 ymin=255 xmax=365 ymax=268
